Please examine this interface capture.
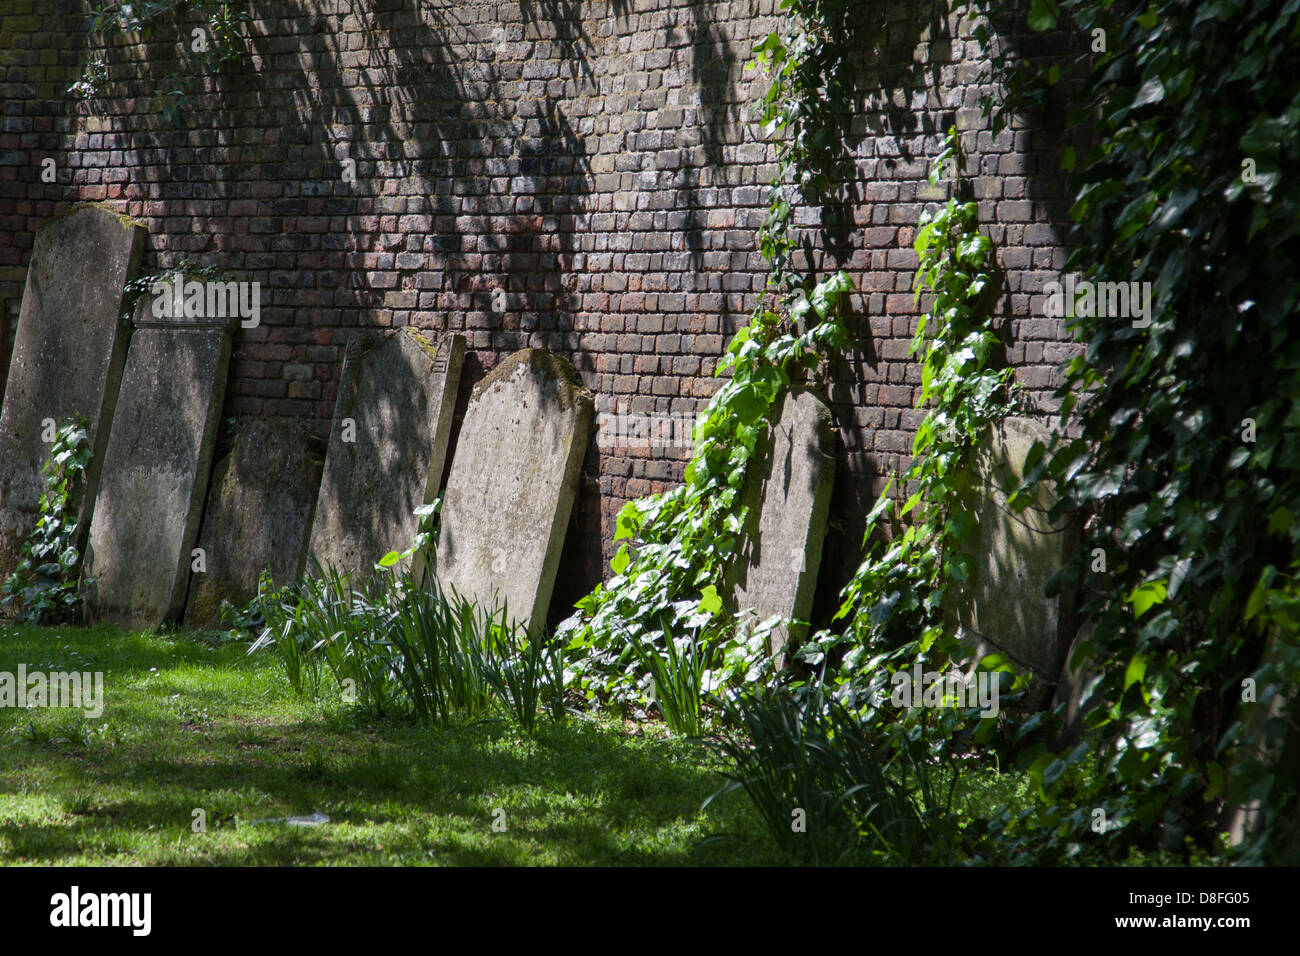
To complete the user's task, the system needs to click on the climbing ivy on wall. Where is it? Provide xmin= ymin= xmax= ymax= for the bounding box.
xmin=563 ymin=2 xmax=1023 ymax=728
xmin=748 ymin=0 xmax=857 ymax=295
xmin=785 ymin=131 xmax=1027 ymax=846
xmin=965 ymin=0 xmax=1300 ymax=862
xmin=827 ymin=129 xmax=1020 ymax=677
xmin=562 ymin=0 xmax=858 ymax=706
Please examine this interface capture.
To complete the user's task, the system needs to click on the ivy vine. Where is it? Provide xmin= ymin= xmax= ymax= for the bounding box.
xmin=1 ymin=420 xmax=96 ymax=625
xmin=562 ymin=0 xmax=857 ymax=707
xmin=786 ymin=132 xmax=1026 ymax=844
xmin=826 ymin=129 xmax=1020 ymax=675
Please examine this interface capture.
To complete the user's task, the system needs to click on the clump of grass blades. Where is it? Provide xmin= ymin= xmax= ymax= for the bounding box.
xmin=252 ymin=561 xmax=403 ymax=715
xmin=705 ymin=685 xmax=955 ymax=865
xmin=627 ymin=622 xmax=716 ymax=737
xmin=475 ymin=604 xmax=567 ymax=733
xmin=252 ymin=564 xmax=565 ymax=731
xmin=384 ymin=582 xmax=494 ymax=724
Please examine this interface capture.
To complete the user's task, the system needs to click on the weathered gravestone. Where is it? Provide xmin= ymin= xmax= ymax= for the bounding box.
xmin=185 ymin=419 xmax=324 ymax=627
xmin=949 ymin=416 xmax=1077 ymax=703
xmin=0 ymin=204 xmax=145 ymax=579
xmin=434 ymin=348 xmax=593 ymax=636
xmin=728 ymin=388 xmax=835 ymax=664
xmin=83 ymin=287 xmax=236 ymax=627
xmin=307 ymin=329 xmax=465 ymax=578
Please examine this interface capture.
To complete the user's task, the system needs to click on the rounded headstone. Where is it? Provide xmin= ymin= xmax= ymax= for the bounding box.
xmin=433 ymin=348 xmax=594 ymax=636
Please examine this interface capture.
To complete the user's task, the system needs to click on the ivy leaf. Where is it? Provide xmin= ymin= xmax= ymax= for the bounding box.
xmin=1027 ymin=752 xmax=1056 ymax=797
xmin=614 ymin=504 xmax=640 ymax=542
xmin=1131 ymin=77 xmax=1166 ymax=108
xmin=1123 ymin=654 xmax=1148 ymax=693
xmin=868 ymin=590 xmax=902 ymax=625
xmin=1167 ymin=557 xmax=1194 ymax=599
xmin=1245 ymin=567 xmax=1278 ymax=622
xmin=1127 ymin=580 xmax=1168 ymax=619
xmin=729 ymin=384 xmax=768 ymax=425
xmin=1075 ymin=465 xmax=1125 ymax=501
xmin=978 ymin=653 xmax=1018 ymax=674
xmin=1027 ymin=0 xmax=1059 ymax=32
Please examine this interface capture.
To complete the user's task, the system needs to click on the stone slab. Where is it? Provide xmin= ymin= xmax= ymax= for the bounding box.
xmin=434 ymin=348 xmax=593 ymax=636
xmin=0 ymin=204 xmax=146 ymax=580
xmin=950 ymin=416 xmax=1077 ymax=694
xmin=307 ymin=329 xmax=465 ymax=579
xmin=728 ymin=388 xmax=835 ymax=663
xmin=185 ymin=418 xmax=324 ymax=627
xmin=83 ymin=290 xmax=236 ymax=627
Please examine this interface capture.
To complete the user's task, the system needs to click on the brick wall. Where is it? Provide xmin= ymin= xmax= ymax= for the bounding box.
xmin=0 ymin=0 xmax=1081 ymax=629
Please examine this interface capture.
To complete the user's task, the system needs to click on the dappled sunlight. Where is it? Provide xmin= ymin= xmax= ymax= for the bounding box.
xmin=0 ymin=625 xmax=778 ymax=866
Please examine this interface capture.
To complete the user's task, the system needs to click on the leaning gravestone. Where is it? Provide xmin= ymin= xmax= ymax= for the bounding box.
xmin=0 ymin=204 xmax=145 ymax=580
xmin=434 ymin=349 xmax=593 ymax=637
xmin=728 ymin=388 xmax=835 ymax=664
xmin=83 ymin=285 xmax=236 ymax=627
xmin=185 ymin=419 xmax=324 ymax=627
xmin=949 ymin=416 xmax=1076 ymax=703
xmin=307 ymin=329 xmax=465 ymax=578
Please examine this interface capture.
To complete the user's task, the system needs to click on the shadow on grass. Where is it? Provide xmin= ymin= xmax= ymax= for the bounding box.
xmin=0 ymin=625 xmax=779 ymax=865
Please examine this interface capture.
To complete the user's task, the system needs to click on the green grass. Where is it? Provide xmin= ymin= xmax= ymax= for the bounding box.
xmin=0 ymin=624 xmax=783 ymax=865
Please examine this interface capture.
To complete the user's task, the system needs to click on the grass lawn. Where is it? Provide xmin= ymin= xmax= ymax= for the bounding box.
xmin=0 ymin=624 xmax=784 ymax=865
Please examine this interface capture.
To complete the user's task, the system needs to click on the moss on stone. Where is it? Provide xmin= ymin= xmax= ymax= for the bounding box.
xmin=185 ymin=584 xmax=227 ymax=629
xmin=402 ymin=326 xmax=442 ymax=363
xmin=48 ymin=202 xmax=146 ymax=231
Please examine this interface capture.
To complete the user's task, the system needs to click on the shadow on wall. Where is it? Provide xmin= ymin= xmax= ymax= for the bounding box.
xmin=0 ymin=0 xmax=93 ymax=401
xmin=92 ymin=0 xmax=604 ymax=595
xmin=809 ymin=0 xmax=962 ymax=626
xmin=249 ymin=0 xmax=592 ymax=354
xmin=103 ymin=1 xmax=598 ymax=375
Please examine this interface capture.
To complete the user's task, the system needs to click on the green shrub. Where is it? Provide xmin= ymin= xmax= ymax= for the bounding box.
xmin=252 ymin=561 xmax=400 ymax=713
xmin=384 ymin=580 xmax=563 ymax=730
